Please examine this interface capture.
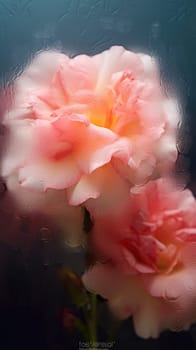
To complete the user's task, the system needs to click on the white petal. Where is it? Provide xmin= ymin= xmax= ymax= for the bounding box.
xmin=18 ymin=157 xmax=81 ymax=191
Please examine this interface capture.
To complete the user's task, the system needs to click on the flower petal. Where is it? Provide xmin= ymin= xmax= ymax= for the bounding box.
xmin=18 ymin=157 xmax=81 ymax=191
xmin=68 ymin=164 xmax=130 ymax=215
xmin=82 ymin=263 xmax=162 ymax=338
xmin=93 ymin=46 xmax=143 ymax=93
xmin=60 ymin=54 xmax=97 ymax=95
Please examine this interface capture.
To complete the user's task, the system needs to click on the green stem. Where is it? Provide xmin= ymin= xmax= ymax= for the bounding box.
xmin=90 ymin=292 xmax=97 ymax=344
xmin=82 ymin=292 xmax=97 ymax=345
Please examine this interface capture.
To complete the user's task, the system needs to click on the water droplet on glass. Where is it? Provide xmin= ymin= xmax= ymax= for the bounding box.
xmin=177 ymin=120 xmax=191 ymax=156
xmin=39 ymin=226 xmax=51 ymax=241
xmin=0 ymin=180 xmax=6 ymax=197
xmin=0 ymin=124 xmax=6 ymax=136
xmin=170 ymin=321 xmax=185 ymax=332
xmin=39 ymin=227 xmax=52 ymax=267
xmin=164 ymin=289 xmax=179 ymax=302
xmin=151 ymin=22 xmax=160 ymax=39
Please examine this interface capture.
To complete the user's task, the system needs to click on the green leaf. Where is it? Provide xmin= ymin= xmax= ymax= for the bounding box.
xmin=62 ymin=308 xmax=89 ymax=338
xmin=75 ymin=318 xmax=89 ymax=339
xmin=59 ymin=266 xmax=88 ymax=308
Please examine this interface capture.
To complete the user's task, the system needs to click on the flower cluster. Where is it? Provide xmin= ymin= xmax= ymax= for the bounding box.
xmin=2 ymin=46 xmax=196 ymax=338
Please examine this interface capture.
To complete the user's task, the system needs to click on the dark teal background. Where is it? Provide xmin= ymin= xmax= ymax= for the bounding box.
xmin=0 ymin=0 xmax=194 ymax=99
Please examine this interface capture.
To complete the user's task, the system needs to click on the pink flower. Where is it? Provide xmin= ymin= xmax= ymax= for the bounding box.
xmin=83 ymin=179 xmax=196 ymax=338
xmin=2 ymin=47 xmax=179 ymax=214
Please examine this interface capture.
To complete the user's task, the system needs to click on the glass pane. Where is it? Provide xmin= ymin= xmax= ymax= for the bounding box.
xmin=0 ymin=1 xmax=195 ymax=349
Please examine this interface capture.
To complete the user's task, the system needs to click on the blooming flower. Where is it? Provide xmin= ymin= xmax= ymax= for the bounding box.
xmin=1 ymin=46 xmax=179 ymax=214
xmin=83 ymin=179 xmax=196 ymax=338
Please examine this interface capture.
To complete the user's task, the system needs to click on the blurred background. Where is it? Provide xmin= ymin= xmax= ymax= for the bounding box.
xmin=0 ymin=0 xmax=195 ymax=349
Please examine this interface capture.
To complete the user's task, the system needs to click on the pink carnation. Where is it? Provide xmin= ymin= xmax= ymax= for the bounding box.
xmin=2 ymin=46 xmax=179 ymax=213
xmin=83 ymin=179 xmax=196 ymax=338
